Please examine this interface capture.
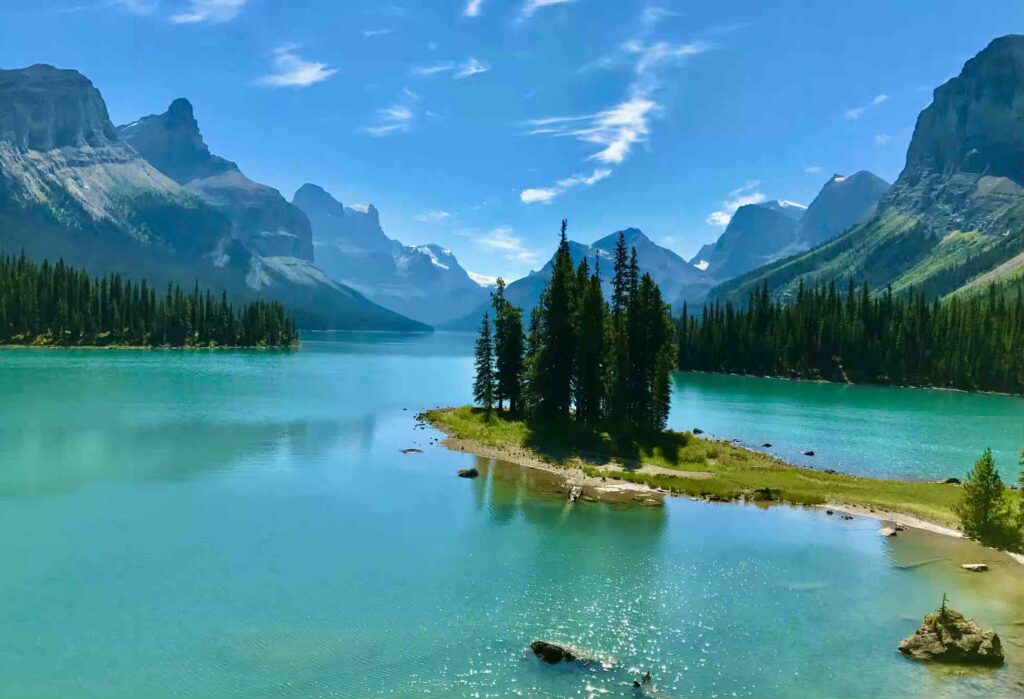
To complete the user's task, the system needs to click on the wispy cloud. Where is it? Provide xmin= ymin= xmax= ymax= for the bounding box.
xmin=455 ymin=57 xmax=490 ymax=79
xmin=874 ymin=132 xmax=892 ymax=146
xmin=361 ymin=27 xmax=394 ymax=37
xmin=843 ymin=93 xmax=888 ymax=120
xmin=706 ymin=181 xmax=766 ymax=226
xmin=804 ymin=164 xmax=823 ymax=174
xmin=411 ymin=61 xmax=455 ymax=76
xmin=520 ymin=168 xmax=611 ymax=204
xmin=364 ymin=104 xmax=414 ymax=136
xmin=113 ymin=0 xmax=158 ymax=14
xmin=519 ymin=0 xmax=574 ymax=21
xmin=520 ymin=14 xmax=711 ymax=204
xmin=416 ymin=210 xmax=452 ymax=222
xmin=412 ymin=58 xmax=489 ymax=79
xmin=469 ymin=226 xmax=542 ymax=266
xmin=257 ymin=45 xmax=337 ymax=88
xmin=641 ymin=5 xmax=681 ymax=29
xmin=463 ymin=0 xmax=484 ymax=17
xmin=170 ymin=0 xmax=246 ymax=23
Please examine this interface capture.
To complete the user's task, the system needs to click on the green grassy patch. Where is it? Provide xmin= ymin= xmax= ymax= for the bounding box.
xmin=424 ymin=406 xmax=967 ymax=527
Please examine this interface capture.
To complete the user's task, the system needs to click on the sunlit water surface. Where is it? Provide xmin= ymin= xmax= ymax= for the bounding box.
xmin=0 ymin=332 xmax=1021 ymax=698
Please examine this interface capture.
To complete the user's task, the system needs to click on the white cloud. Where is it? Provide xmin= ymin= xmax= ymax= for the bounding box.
xmin=416 ymin=210 xmax=452 ymax=222
xmin=455 ymin=57 xmax=490 ymax=79
xmin=874 ymin=132 xmax=892 ymax=146
xmin=520 ymin=167 xmax=611 ymax=204
xmin=804 ymin=164 xmax=823 ymax=174
xmin=522 ymin=15 xmax=710 ymax=203
xmin=362 ymin=28 xmax=394 ymax=37
xmin=411 ymin=61 xmax=456 ymax=76
xmin=170 ymin=0 xmax=247 ymax=23
xmin=463 ymin=0 xmax=484 ymax=17
xmin=363 ymin=104 xmax=414 ymax=136
xmin=112 ymin=0 xmax=158 ymax=14
xmin=519 ymin=0 xmax=574 ymax=20
xmin=465 ymin=226 xmax=542 ymax=266
xmin=641 ymin=5 xmax=680 ymax=28
xmin=706 ymin=181 xmax=766 ymax=226
xmin=843 ymin=93 xmax=888 ymax=120
xmin=257 ymin=45 xmax=337 ymax=88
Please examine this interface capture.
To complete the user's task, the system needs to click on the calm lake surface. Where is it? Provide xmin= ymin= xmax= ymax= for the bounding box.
xmin=1 ymin=332 xmax=1022 ymax=698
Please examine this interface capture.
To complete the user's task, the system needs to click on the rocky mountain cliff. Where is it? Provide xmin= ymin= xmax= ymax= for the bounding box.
xmin=796 ymin=171 xmax=890 ymax=247
xmin=292 ymin=183 xmax=488 ymax=326
xmin=711 ymin=35 xmax=1024 ymax=304
xmin=0 ymin=65 xmax=425 ymax=331
xmin=703 ymin=202 xmax=803 ymax=281
xmin=118 ymin=99 xmax=313 ymax=261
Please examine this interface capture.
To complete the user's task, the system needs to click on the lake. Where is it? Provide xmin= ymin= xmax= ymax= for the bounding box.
xmin=0 ymin=332 xmax=1021 ymax=698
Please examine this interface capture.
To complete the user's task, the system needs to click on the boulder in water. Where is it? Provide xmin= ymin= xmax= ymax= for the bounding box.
xmin=692 ymin=428 xmax=704 ymax=435
xmin=457 ymin=468 xmax=479 ymax=478
xmin=530 ymin=640 xmax=580 ymax=664
xmin=899 ymin=607 xmax=1004 ymax=666
xmin=961 ymin=563 xmax=989 ymax=572
xmin=878 ymin=526 xmax=898 ymax=537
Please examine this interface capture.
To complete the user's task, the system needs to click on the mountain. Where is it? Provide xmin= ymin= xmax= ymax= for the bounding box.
xmin=688 ymin=242 xmax=715 ymax=270
xmin=446 ymin=228 xmax=709 ymax=329
xmin=118 ymin=98 xmax=313 ymax=261
xmin=292 ymin=183 xmax=488 ymax=326
xmin=711 ymin=35 xmax=1024 ymax=304
xmin=703 ymin=201 xmax=803 ymax=280
xmin=796 ymin=171 xmax=891 ymax=247
xmin=0 ymin=65 xmax=425 ymax=331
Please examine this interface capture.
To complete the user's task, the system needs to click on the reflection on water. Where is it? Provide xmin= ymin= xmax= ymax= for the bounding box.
xmin=0 ymin=337 xmax=1022 ymax=698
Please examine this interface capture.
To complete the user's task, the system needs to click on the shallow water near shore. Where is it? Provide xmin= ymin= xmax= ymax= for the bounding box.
xmin=1 ymin=332 xmax=1022 ymax=698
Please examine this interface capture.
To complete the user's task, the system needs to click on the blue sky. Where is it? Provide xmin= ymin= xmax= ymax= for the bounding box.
xmin=2 ymin=1 xmax=1021 ymax=281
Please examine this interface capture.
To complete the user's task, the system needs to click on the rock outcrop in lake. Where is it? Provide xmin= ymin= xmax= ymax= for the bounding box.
xmin=530 ymin=640 xmax=583 ymax=664
xmin=898 ymin=607 xmax=1004 ymax=665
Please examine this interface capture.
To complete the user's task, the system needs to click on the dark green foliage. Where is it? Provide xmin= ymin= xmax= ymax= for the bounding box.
xmin=481 ymin=222 xmax=675 ymax=434
xmin=473 ymin=311 xmax=495 ymax=413
xmin=533 ymin=220 xmax=578 ymax=420
xmin=951 ymin=448 xmax=1023 ymax=550
xmin=677 ymin=280 xmax=1024 ymax=394
xmin=0 ymin=253 xmax=296 ymax=347
xmin=491 ymin=279 xmax=525 ymax=414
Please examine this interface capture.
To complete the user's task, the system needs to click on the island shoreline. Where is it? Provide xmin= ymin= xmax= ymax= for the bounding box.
xmin=424 ymin=410 xmax=1024 ymax=567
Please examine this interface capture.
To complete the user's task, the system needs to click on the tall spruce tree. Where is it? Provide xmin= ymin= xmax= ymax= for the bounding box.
xmin=953 ymin=448 xmax=1006 ymax=541
xmin=473 ymin=311 xmax=496 ymax=414
xmin=534 ymin=220 xmax=577 ymax=420
xmin=491 ymin=278 xmax=525 ymax=415
xmin=609 ymin=233 xmax=631 ymax=424
xmin=573 ymin=257 xmax=607 ymax=425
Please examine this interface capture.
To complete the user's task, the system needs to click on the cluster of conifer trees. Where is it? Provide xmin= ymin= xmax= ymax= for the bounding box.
xmin=0 ymin=253 xmax=297 ymax=347
xmin=677 ymin=280 xmax=1024 ymax=394
xmin=474 ymin=222 xmax=676 ymax=431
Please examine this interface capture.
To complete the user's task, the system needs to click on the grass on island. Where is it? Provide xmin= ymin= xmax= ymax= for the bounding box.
xmin=424 ymin=406 xmax=965 ymax=527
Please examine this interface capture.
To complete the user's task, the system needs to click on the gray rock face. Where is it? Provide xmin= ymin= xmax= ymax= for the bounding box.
xmin=899 ymin=608 xmax=1004 ymax=665
xmin=705 ymin=202 xmax=802 ymax=280
xmin=710 ymin=35 xmax=1024 ymax=305
xmin=0 ymin=65 xmax=426 ymax=332
xmin=119 ymin=100 xmax=314 ymax=261
xmin=796 ymin=172 xmax=891 ymax=248
xmin=292 ymin=183 xmax=488 ymax=326
xmin=0 ymin=65 xmax=118 ymax=150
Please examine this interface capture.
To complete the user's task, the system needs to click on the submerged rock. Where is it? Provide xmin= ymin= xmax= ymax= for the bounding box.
xmin=457 ymin=468 xmax=479 ymax=478
xmin=530 ymin=640 xmax=581 ymax=664
xmin=692 ymin=428 xmax=704 ymax=435
xmin=878 ymin=526 xmax=898 ymax=537
xmin=961 ymin=563 xmax=989 ymax=572
xmin=899 ymin=607 xmax=1004 ymax=666
xmin=803 ymin=450 xmax=816 ymax=456
xmin=400 ymin=448 xmax=422 ymax=454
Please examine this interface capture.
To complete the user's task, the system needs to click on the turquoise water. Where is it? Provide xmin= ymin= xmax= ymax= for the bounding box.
xmin=0 ymin=332 xmax=1022 ymax=698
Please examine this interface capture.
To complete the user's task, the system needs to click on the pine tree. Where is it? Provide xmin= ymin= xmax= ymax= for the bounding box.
xmin=473 ymin=311 xmax=496 ymax=413
xmin=953 ymin=448 xmax=1006 ymax=541
xmin=491 ymin=279 xmax=525 ymax=415
xmin=573 ymin=258 xmax=607 ymax=425
xmin=534 ymin=220 xmax=577 ymax=420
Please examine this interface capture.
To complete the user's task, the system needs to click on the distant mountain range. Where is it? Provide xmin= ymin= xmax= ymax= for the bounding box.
xmin=0 ymin=66 xmax=425 ymax=331
xmin=711 ymin=34 xmax=1024 ymax=304
xmin=292 ymin=184 xmax=489 ymax=326
xmin=447 ymin=227 xmax=710 ymax=329
xmin=688 ymin=172 xmax=890 ymax=302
